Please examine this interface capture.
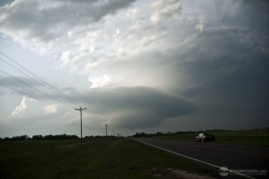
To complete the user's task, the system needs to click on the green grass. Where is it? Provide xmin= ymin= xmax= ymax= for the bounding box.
xmin=0 ymin=138 xmax=214 ymax=179
xmin=154 ymin=129 xmax=269 ymax=146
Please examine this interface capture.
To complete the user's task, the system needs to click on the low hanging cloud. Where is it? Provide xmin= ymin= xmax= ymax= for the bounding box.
xmin=1 ymin=75 xmax=194 ymax=129
xmin=67 ymin=87 xmax=194 ymax=129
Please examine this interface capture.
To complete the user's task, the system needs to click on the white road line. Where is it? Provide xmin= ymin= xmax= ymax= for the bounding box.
xmin=134 ymin=139 xmax=256 ymax=179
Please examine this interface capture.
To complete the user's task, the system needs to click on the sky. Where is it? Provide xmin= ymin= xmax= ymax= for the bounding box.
xmin=0 ymin=0 xmax=268 ymax=137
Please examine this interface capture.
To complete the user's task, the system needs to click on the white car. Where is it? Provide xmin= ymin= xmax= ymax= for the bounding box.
xmin=195 ymin=133 xmax=215 ymax=142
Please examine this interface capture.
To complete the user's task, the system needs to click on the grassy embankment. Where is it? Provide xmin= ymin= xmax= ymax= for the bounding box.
xmin=154 ymin=129 xmax=269 ymax=146
xmin=0 ymin=138 xmax=215 ymax=179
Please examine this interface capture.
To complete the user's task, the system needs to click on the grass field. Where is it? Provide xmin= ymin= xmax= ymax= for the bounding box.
xmin=154 ymin=129 xmax=269 ymax=146
xmin=0 ymin=138 xmax=215 ymax=179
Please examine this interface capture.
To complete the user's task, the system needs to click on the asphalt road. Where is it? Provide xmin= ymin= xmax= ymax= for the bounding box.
xmin=135 ymin=138 xmax=269 ymax=178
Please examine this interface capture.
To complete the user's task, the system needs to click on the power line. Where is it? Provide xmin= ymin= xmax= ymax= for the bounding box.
xmin=0 ymin=56 xmax=36 ymax=83
xmin=0 ymin=52 xmax=70 ymax=104
xmin=0 ymin=81 xmax=50 ymax=104
xmin=0 ymin=51 xmax=60 ymax=93
xmin=0 ymin=51 xmax=69 ymax=99
xmin=0 ymin=83 xmax=25 ymax=96
xmin=0 ymin=70 xmax=56 ymax=102
xmin=0 ymin=82 xmax=50 ymax=104
xmin=0 ymin=63 xmax=65 ymax=104
xmin=0 ymin=56 xmax=64 ymax=102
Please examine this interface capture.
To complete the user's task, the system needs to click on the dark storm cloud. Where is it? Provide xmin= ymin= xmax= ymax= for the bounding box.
xmin=180 ymin=32 xmax=268 ymax=112
xmin=221 ymin=0 xmax=269 ymax=32
xmin=179 ymin=23 xmax=269 ymax=98
xmin=68 ymin=87 xmax=194 ymax=129
xmin=166 ymin=1 xmax=269 ymax=128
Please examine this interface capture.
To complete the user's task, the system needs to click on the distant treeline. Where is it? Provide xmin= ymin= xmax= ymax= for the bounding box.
xmin=132 ymin=128 xmax=269 ymax=138
xmin=132 ymin=131 xmax=197 ymax=138
xmin=0 ymin=134 xmax=79 ymax=141
xmin=0 ymin=134 xmax=123 ymax=141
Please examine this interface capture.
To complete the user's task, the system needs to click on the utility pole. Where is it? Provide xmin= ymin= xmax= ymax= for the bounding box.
xmin=113 ymin=129 xmax=115 ymax=136
xmin=75 ymin=106 xmax=87 ymax=144
xmin=105 ymin=124 xmax=108 ymax=136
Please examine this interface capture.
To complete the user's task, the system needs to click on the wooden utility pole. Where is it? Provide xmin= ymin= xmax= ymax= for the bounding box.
xmin=105 ymin=124 xmax=108 ymax=136
xmin=75 ymin=106 xmax=87 ymax=143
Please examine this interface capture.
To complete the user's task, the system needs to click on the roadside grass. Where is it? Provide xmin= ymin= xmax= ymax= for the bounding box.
xmin=0 ymin=138 xmax=215 ymax=179
xmin=154 ymin=129 xmax=269 ymax=146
